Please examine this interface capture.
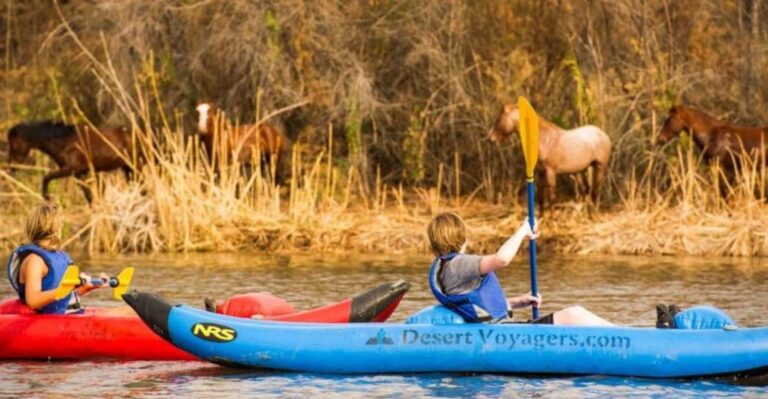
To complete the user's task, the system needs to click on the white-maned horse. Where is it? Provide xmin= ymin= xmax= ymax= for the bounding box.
xmin=195 ymin=102 xmax=290 ymax=183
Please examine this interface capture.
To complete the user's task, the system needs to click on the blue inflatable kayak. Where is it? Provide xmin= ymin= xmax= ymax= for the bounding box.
xmin=123 ymin=291 xmax=768 ymax=378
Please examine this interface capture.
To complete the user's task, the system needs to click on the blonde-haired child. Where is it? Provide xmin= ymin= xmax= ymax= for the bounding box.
xmin=7 ymin=202 xmax=131 ymax=315
xmin=427 ymin=212 xmax=613 ymax=326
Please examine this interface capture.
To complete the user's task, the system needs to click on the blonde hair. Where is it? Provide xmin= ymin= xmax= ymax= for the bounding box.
xmin=25 ymin=202 xmax=62 ymax=249
xmin=427 ymin=212 xmax=466 ymax=255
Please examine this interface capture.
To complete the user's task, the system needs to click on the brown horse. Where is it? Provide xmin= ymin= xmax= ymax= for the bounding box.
xmin=195 ymin=103 xmax=290 ymax=182
xmin=7 ymin=121 xmax=136 ymax=203
xmin=488 ymin=104 xmax=612 ymax=208
xmin=658 ymin=105 xmax=768 ymax=167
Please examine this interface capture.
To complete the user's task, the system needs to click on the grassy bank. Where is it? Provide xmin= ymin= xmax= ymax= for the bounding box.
xmin=1 ymin=136 xmax=767 ymax=257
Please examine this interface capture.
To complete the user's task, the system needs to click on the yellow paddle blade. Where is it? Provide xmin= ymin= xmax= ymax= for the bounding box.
xmin=517 ymin=96 xmax=540 ymax=179
xmin=54 ymin=265 xmax=80 ymax=300
xmin=113 ymin=267 xmax=135 ymax=300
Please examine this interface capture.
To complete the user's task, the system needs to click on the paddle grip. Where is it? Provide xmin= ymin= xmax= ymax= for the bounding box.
xmin=527 ymin=180 xmax=539 ymax=320
xmin=82 ymin=277 xmax=119 ymax=287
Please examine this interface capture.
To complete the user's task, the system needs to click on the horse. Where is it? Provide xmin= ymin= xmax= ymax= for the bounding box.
xmin=658 ymin=105 xmax=768 ymax=168
xmin=195 ymin=103 xmax=290 ymax=184
xmin=488 ymin=103 xmax=612 ymax=209
xmin=6 ymin=121 xmax=136 ymax=203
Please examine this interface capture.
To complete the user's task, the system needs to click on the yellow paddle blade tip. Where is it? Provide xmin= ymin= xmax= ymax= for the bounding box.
xmin=54 ymin=265 xmax=80 ymax=300
xmin=113 ymin=266 xmax=135 ymax=300
xmin=517 ymin=96 xmax=540 ymax=178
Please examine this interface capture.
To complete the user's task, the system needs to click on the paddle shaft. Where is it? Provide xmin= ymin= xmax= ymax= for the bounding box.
xmin=526 ymin=180 xmax=539 ymax=319
xmin=55 ymin=266 xmax=134 ymax=301
xmin=79 ymin=277 xmax=120 ymax=288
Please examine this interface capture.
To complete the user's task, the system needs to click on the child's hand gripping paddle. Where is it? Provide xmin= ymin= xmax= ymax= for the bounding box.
xmin=517 ymin=96 xmax=540 ymax=319
xmin=54 ymin=266 xmax=135 ymax=300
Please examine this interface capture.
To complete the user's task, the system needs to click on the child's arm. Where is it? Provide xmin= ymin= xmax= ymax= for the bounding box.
xmin=479 ymin=218 xmax=539 ymax=275
xmin=20 ymin=255 xmax=59 ymax=310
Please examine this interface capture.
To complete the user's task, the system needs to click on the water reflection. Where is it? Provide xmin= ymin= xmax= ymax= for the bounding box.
xmin=1 ymin=253 xmax=767 ymax=397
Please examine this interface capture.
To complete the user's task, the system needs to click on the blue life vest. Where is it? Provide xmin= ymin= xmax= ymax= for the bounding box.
xmin=7 ymin=244 xmax=74 ymax=314
xmin=428 ymin=253 xmax=510 ymax=322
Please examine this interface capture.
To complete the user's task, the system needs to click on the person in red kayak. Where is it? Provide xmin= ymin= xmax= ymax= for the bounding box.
xmin=427 ymin=212 xmax=614 ymax=325
xmin=6 ymin=202 xmax=134 ymax=315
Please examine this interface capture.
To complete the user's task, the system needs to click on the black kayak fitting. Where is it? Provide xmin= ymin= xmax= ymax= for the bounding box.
xmin=350 ymin=279 xmax=410 ymax=322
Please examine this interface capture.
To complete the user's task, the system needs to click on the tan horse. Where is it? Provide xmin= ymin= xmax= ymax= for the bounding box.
xmin=488 ymin=104 xmax=612 ymax=207
xmin=195 ymin=103 xmax=290 ymax=182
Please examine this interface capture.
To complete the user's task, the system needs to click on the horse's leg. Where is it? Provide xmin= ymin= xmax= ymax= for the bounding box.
xmin=535 ymin=168 xmax=545 ymax=213
xmin=243 ymin=161 xmax=254 ymax=187
xmin=234 ymin=162 xmax=254 ymax=199
xmin=42 ymin=168 xmax=75 ymax=201
xmin=576 ymin=172 xmax=590 ymax=201
xmin=536 ymin=180 xmax=544 ymax=214
xmin=546 ymin=167 xmax=557 ymax=209
xmin=75 ymin=172 xmax=94 ymax=205
xmin=592 ymin=161 xmax=607 ymax=207
xmin=261 ymin=154 xmax=272 ymax=184
xmin=121 ymin=165 xmax=133 ymax=182
xmin=272 ymin=153 xmax=285 ymax=186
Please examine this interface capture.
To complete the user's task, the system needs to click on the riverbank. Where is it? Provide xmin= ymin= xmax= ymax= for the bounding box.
xmin=2 ymin=176 xmax=766 ymax=257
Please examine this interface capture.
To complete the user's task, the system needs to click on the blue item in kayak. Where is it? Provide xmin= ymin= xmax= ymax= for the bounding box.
xmin=123 ymin=290 xmax=768 ymax=379
xmin=673 ymin=305 xmax=738 ymax=330
xmin=405 ymin=305 xmax=466 ymax=325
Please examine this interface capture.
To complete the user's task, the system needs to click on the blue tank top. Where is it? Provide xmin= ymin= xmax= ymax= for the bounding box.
xmin=7 ymin=244 xmax=74 ymax=314
xmin=428 ymin=253 xmax=510 ymax=322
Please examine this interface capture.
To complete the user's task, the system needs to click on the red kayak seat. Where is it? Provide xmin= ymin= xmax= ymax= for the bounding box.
xmin=216 ymin=292 xmax=295 ymax=318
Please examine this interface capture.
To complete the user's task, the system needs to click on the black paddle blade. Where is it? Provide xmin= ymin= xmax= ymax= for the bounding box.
xmin=122 ymin=290 xmax=173 ymax=342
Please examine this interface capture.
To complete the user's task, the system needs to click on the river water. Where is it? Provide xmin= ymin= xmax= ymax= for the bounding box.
xmin=1 ymin=253 xmax=767 ymax=398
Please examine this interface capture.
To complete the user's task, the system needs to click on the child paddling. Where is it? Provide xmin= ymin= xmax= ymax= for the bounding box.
xmin=427 ymin=212 xmax=614 ymax=325
xmin=6 ymin=202 xmax=134 ymax=315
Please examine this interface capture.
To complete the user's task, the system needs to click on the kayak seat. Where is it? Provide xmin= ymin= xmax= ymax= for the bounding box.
xmin=405 ymin=305 xmax=466 ymax=325
xmin=672 ymin=305 xmax=738 ymax=330
xmin=216 ymin=292 xmax=295 ymax=318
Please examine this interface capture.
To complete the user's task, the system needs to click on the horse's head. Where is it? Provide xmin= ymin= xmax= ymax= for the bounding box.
xmin=488 ymin=104 xmax=520 ymax=143
xmin=657 ymin=105 xmax=687 ymax=144
xmin=7 ymin=125 xmax=32 ymax=174
xmin=195 ymin=103 xmax=218 ymax=135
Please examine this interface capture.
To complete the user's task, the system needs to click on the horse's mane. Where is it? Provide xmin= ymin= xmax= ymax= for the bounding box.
xmin=675 ymin=105 xmax=724 ymax=125
xmin=9 ymin=120 xmax=77 ymax=141
xmin=538 ymin=117 xmax=560 ymax=130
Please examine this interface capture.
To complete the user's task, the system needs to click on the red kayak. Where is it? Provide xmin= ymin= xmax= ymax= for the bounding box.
xmin=0 ymin=280 xmax=409 ymax=360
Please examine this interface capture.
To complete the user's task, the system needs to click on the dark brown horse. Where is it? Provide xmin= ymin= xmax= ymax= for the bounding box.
xmin=489 ymin=104 xmax=612 ymax=208
xmin=195 ymin=103 xmax=290 ymax=183
xmin=658 ymin=105 xmax=768 ymax=167
xmin=7 ymin=121 xmax=136 ymax=203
